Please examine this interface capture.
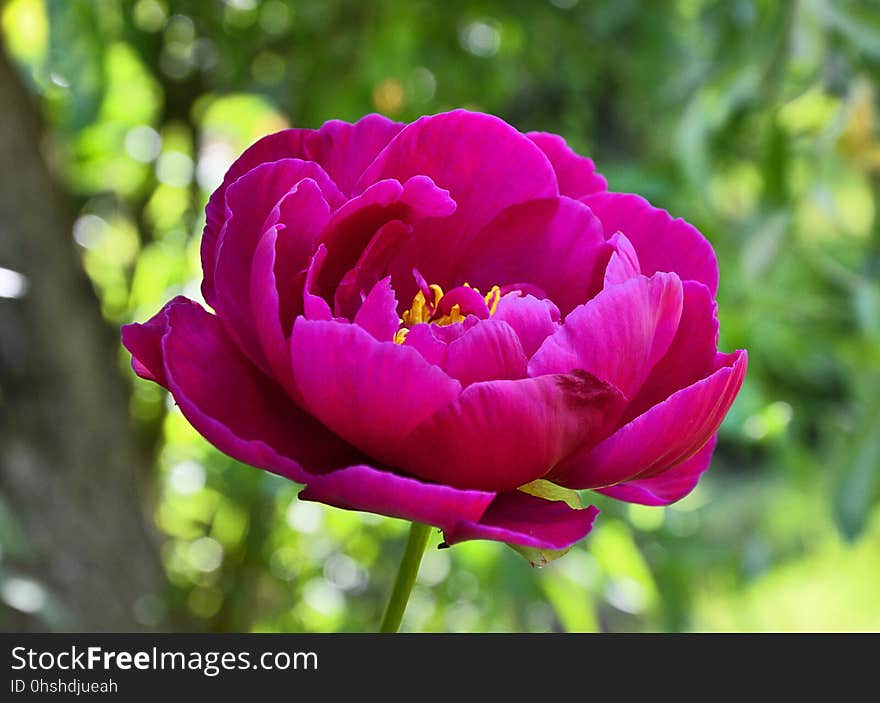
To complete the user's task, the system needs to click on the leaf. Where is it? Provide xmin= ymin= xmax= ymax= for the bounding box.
xmin=47 ymin=0 xmax=106 ymax=131
xmin=507 ymin=479 xmax=584 ymax=568
xmin=833 ymin=378 xmax=880 ymax=541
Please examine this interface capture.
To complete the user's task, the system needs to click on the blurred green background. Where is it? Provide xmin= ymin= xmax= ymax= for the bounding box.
xmin=1 ymin=0 xmax=878 ymax=633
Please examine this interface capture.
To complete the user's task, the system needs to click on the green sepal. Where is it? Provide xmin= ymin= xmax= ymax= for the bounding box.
xmin=508 ymin=479 xmax=584 ymax=568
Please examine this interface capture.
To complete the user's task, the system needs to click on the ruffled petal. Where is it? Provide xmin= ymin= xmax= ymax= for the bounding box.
xmin=299 ymin=465 xmax=494 ymax=533
xmin=203 ymin=115 xmax=402 ymax=300
xmin=202 ymin=130 xmax=312 ymax=305
xmin=353 ymin=276 xmax=400 ymax=342
xmin=290 ymin=318 xmax=462 ymax=465
xmin=528 ymin=273 xmax=684 ymax=400
xmin=123 ymin=298 xmax=362 ymax=482
xmin=444 ymin=490 xmax=600 ymax=549
xmin=213 ymin=159 xmax=342 ymax=371
xmin=595 ymin=434 xmax=718 ymax=506
xmin=552 ymin=350 xmax=747 ymax=489
xmin=333 ymin=220 xmax=413 ymax=318
xmin=457 ymin=196 xmax=611 ymax=315
xmin=301 ymin=113 xmax=405 ymax=196
xmin=527 ymin=131 xmax=607 ymax=198
xmin=402 ymin=372 xmax=625 ymax=492
xmin=583 ymin=192 xmax=719 ymax=296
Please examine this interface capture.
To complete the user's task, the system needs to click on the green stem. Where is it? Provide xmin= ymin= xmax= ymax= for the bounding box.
xmin=379 ymin=521 xmax=432 ymax=632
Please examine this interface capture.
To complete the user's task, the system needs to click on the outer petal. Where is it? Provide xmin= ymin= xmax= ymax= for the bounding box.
xmin=203 ymin=115 xmax=402 ymax=301
xmin=214 ymin=159 xmax=342 ymax=371
xmin=402 ymin=372 xmax=626 ymax=492
xmin=299 ymin=465 xmax=494 ymax=533
xmin=444 ymin=491 xmax=600 ymax=549
xmin=528 ymin=273 xmax=684 ymax=401
xmin=623 ymin=280 xmax=719 ymax=422
xmin=123 ymin=298 xmax=362 ymax=482
xmin=457 ymin=197 xmax=611 ymax=315
xmin=595 ymin=435 xmax=718 ymax=506
xmin=583 ymin=192 xmax=719 ymax=296
xmin=121 ymin=296 xmax=192 ymax=385
xmin=203 ymin=130 xmax=310 ymax=305
xmin=527 ymin=131 xmax=607 ymax=198
xmin=291 ymin=318 xmax=462 ymax=465
xmin=301 ymin=114 xmax=405 ymax=196
xmin=552 ymin=350 xmax=747 ymax=489
xmin=359 ymin=110 xmax=557 ymax=231
xmin=250 ymin=179 xmax=331 ymax=398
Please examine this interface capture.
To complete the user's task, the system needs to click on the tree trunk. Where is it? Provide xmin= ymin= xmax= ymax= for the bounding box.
xmin=0 ymin=46 xmax=167 ymax=631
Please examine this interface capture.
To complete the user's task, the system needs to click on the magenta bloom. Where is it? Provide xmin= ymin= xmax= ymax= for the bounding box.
xmin=123 ymin=110 xmax=746 ymax=557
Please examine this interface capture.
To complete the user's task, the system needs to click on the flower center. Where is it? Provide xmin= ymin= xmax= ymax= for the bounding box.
xmin=394 ymin=282 xmax=502 ymax=344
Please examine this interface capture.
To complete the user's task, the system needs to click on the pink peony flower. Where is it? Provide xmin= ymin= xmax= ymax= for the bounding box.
xmin=123 ymin=110 xmax=746 ymax=559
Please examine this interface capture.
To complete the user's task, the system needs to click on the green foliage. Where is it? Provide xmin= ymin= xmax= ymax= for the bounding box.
xmin=2 ymin=0 xmax=879 ymax=631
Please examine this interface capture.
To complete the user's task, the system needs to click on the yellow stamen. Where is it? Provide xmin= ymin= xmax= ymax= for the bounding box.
xmin=394 ymin=281 xmax=501 ymax=344
xmin=400 ymin=284 xmax=444 ymax=327
xmin=484 ymin=285 xmax=502 ymax=315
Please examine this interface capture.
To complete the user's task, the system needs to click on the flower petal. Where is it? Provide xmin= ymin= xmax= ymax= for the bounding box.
xmin=623 ymin=280 xmax=719 ymax=422
xmin=202 ymin=130 xmax=311 ymax=305
xmin=358 ymin=110 xmax=559 ymax=301
xmin=353 ymin=276 xmax=400 ymax=342
xmin=333 ymin=220 xmax=414 ymax=318
xmin=213 ymin=159 xmax=342 ymax=371
xmin=583 ymin=191 xmax=719 ymax=296
xmin=527 ymin=131 xmax=607 ymax=198
xmin=528 ymin=273 xmax=684 ymax=401
xmin=403 ymin=372 xmax=626 ymax=492
xmin=301 ymin=113 xmax=405 ymax=196
xmin=315 ymin=175 xmax=455 ymax=303
xmin=250 ymin=179 xmax=331 ymax=398
xmin=122 ymin=297 xmax=192 ymax=385
xmin=443 ymin=318 xmax=528 ymax=387
xmin=299 ymin=465 xmax=494 ymax=533
xmin=595 ymin=434 xmax=718 ymax=506
xmin=301 ymin=245 xmax=343 ymax=322
xmin=124 ymin=298 xmax=362 ymax=482
xmin=457 ymin=196 xmax=611 ymax=315
xmin=444 ymin=491 xmax=600 ymax=550
xmin=492 ymin=293 xmax=561 ymax=359
xmin=359 ymin=110 xmax=557 ymax=232
xmin=399 ymin=322 xmax=451 ymax=366
xmin=603 ymin=231 xmax=641 ymax=287
xmin=291 ymin=318 xmax=462 ymax=465
xmin=202 ymin=115 xmax=402 ymax=299
xmin=553 ymin=350 xmax=747 ymax=489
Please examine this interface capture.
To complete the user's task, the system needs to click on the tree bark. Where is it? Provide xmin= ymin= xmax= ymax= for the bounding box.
xmin=0 ymin=46 xmax=167 ymax=631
